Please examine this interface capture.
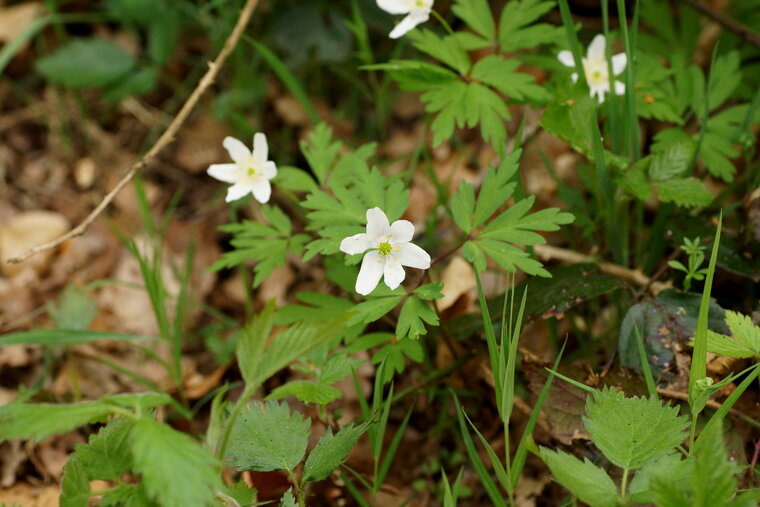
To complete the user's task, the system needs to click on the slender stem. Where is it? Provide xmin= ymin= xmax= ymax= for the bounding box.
xmin=217 ymin=383 xmax=257 ymax=461
xmin=430 ymin=10 xmax=456 ymax=37
xmin=620 ymin=467 xmax=630 ymax=499
xmin=679 ymin=0 xmax=760 ymax=50
xmin=689 ymin=417 xmax=698 ymax=454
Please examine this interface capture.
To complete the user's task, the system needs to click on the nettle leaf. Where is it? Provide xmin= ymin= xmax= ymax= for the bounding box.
xmin=629 ymin=453 xmax=691 ymax=505
xmin=396 ymin=297 xmax=439 ymax=340
xmin=267 ymin=381 xmax=342 ymax=405
xmin=497 ymin=0 xmax=563 ymax=52
xmin=452 ymin=0 xmax=495 ymax=43
xmin=302 ymin=419 xmax=373 ymax=482
xmin=409 ymin=30 xmax=471 ymax=75
xmin=226 ymin=400 xmax=310 ymax=472
xmin=583 ymin=387 xmax=688 ymax=470
xmin=59 ymin=455 xmax=90 ymax=507
xmin=131 ymin=418 xmax=222 ymax=507
xmin=539 ymin=448 xmax=618 ymax=507
xmin=35 ymin=38 xmax=135 ymax=89
xmin=0 ymin=393 xmax=169 ymax=442
xmin=706 ymin=310 xmax=760 ymax=359
xmin=648 ymin=139 xmax=695 ymax=180
xmin=348 ymin=333 xmax=424 ymax=384
xmin=618 ymin=160 xmax=653 ymax=201
xmin=74 ymin=417 xmax=134 ymax=481
xmin=211 ymin=205 xmax=308 ymax=287
xmin=654 ymin=178 xmax=712 ymax=207
xmin=691 ymin=421 xmax=740 ymax=506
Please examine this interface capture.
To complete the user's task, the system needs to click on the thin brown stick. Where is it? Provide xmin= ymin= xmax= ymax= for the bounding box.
xmin=656 ymin=387 xmax=760 ymax=430
xmin=6 ymin=0 xmax=261 ymax=264
xmin=680 ymin=0 xmax=760 ymax=51
xmin=533 ymin=244 xmax=671 ymax=294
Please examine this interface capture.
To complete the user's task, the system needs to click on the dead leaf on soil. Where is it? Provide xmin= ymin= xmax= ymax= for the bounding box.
xmin=0 ymin=483 xmax=59 ymax=507
xmin=437 ymin=256 xmax=475 ymax=314
xmin=0 ymin=210 xmax=69 ymax=278
xmin=0 ymin=2 xmax=43 ymax=44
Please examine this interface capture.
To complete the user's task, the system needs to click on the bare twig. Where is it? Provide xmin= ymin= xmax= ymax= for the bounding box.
xmin=656 ymin=387 xmax=760 ymax=430
xmin=6 ymin=0 xmax=261 ymax=264
xmin=680 ymin=0 xmax=760 ymax=51
xmin=533 ymin=244 xmax=672 ymax=294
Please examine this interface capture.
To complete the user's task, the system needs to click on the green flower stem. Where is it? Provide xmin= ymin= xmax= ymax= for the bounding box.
xmin=620 ymin=467 xmax=630 ymax=500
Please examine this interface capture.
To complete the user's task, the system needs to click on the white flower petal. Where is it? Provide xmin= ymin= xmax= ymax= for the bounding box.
xmin=389 ymin=11 xmax=428 ymax=39
xmin=251 ymin=179 xmax=271 ymax=203
xmin=366 ymin=207 xmax=390 ymax=238
xmin=383 ymin=258 xmax=406 ymax=290
xmin=263 ymin=161 xmax=277 ymax=180
xmin=340 ymin=233 xmax=373 ymax=255
xmin=612 ymin=52 xmax=627 ymax=75
xmin=207 ymin=163 xmax=238 ymax=183
xmin=571 ymin=72 xmax=579 ymax=83
xmin=253 ymin=132 xmax=268 ymax=165
xmin=590 ymin=82 xmax=609 ymax=103
xmin=377 ymin=0 xmax=410 ymax=15
xmin=223 ymin=136 xmax=250 ymax=163
xmin=390 ymin=219 xmax=415 ymax=243
xmin=225 ymin=182 xmax=252 ymax=202
xmin=587 ymin=34 xmax=606 ymax=61
xmin=614 ymin=80 xmax=626 ymax=96
xmin=396 ymin=242 xmax=431 ymax=269
xmin=356 ymin=251 xmax=385 ymax=295
xmin=557 ymin=50 xmax=575 ymax=67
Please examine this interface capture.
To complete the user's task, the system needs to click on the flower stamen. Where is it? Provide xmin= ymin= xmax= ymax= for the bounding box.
xmin=378 ymin=241 xmax=392 ymax=256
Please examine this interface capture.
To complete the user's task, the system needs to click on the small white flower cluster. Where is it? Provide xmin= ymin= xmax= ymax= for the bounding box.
xmin=557 ymin=34 xmax=627 ymax=103
xmin=207 ymin=137 xmax=430 ymax=296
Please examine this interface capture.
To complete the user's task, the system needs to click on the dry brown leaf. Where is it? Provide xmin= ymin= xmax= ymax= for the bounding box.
xmin=274 ymin=95 xmax=310 ymax=127
xmin=0 ymin=210 xmax=69 ymax=278
xmin=437 ymin=256 xmax=475 ymax=313
xmin=0 ymin=483 xmax=59 ymax=506
xmin=0 ymin=2 xmax=43 ymax=43
xmin=175 ymin=115 xmax=230 ymax=173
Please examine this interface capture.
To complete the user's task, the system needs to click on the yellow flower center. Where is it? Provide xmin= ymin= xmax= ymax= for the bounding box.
xmin=378 ymin=241 xmax=392 ymax=256
xmin=238 ymin=155 xmax=261 ymax=182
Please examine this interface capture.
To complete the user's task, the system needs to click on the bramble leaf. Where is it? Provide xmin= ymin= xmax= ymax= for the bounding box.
xmin=583 ymin=387 xmax=688 ymax=470
xmin=226 ymin=400 xmax=310 ymax=472
xmin=302 ymin=419 xmax=373 ymax=482
xmin=539 ymin=448 xmax=618 ymax=507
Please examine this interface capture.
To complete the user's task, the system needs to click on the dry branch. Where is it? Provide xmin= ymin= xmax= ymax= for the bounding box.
xmin=6 ymin=0 xmax=261 ymax=264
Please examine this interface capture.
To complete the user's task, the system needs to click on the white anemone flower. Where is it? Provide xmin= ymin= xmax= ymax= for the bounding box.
xmin=207 ymin=133 xmax=277 ymax=203
xmin=557 ymin=34 xmax=627 ymax=103
xmin=340 ymin=207 xmax=431 ymax=296
xmin=377 ymin=0 xmax=434 ymax=39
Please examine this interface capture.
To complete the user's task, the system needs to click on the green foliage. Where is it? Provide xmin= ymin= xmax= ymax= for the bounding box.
xmin=268 ymin=351 xmax=363 ymax=405
xmin=226 ymin=400 xmax=310 ymax=472
xmin=35 ymin=38 xmax=135 ymax=89
xmin=453 ymin=150 xmax=574 ymax=275
xmin=0 ymin=393 xmax=171 ymax=441
xmin=131 ymin=417 xmax=222 ymax=507
xmin=302 ymin=419 xmax=373 ymax=481
xmin=396 ymin=297 xmax=439 ymax=339
xmin=706 ymin=310 xmax=760 ymax=359
xmin=539 ymin=448 xmax=618 ymax=507
xmin=211 ymin=205 xmax=309 ymax=287
xmin=583 ymin=387 xmax=688 ymax=469
xmin=46 ymin=285 xmax=98 ymax=330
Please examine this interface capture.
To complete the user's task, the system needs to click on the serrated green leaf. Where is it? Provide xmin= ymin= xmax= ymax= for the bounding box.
xmin=46 ymin=285 xmax=98 ymax=330
xmin=396 ymin=297 xmax=439 ymax=340
xmin=131 ymin=418 xmax=221 ymax=507
xmin=35 ymin=38 xmax=135 ymax=89
xmin=280 ymin=489 xmax=298 ymax=507
xmin=470 ymin=54 xmax=548 ymax=102
xmin=692 ymin=420 xmax=738 ymax=506
xmin=346 ymin=296 xmax=403 ymax=326
xmin=473 ymin=150 xmax=519 ymax=227
xmin=451 ymin=180 xmax=475 ymax=233
xmin=100 ymin=484 xmax=157 ymax=507
xmin=74 ymin=417 xmax=134 ymax=481
xmin=413 ymin=282 xmax=444 ymax=300
xmin=629 ymin=453 xmax=691 ymax=504
xmin=539 ymin=448 xmax=618 ymax=507
xmin=302 ymin=420 xmax=373 ymax=482
xmin=301 ymin=123 xmax=341 ymax=184
xmin=222 ymin=482 xmax=257 ymax=507
xmin=59 ymin=455 xmax=90 ymax=507
xmin=237 ymin=300 xmax=276 ymax=387
xmin=0 ymin=393 xmax=169 ymax=441
xmin=227 ymin=400 xmax=310 ymax=472
xmin=369 ymin=338 xmax=425 ymax=384
xmin=462 ymin=240 xmax=487 ymax=272
xmin=705 ymin=331 xmax=757 ymax=358
xmin=497 ymin=0 xmax=562 ymax=51
xmin=452 ymin=0 xmax=495 ymax=41
xmin=655 ymin=178 xmax=713 ymax=207
xmin=724 ymin=310 xmax=760 ymax=353
xmin=477 ymin=239 xmax=550 ymax=277
xmin=649 ymin=140 xmax=695 ymax=180
xmin=583 ymin=387 xmax=688 ymax=469
xmin=277 ymin=166 xmax=318 ymax=192
xmin=266 ymin=381 xmax=342 ymax=405
xmin=409 ymin=30 xmax=471 ymax=75
xmin=618 ymin=159 xmax=653 ymax=201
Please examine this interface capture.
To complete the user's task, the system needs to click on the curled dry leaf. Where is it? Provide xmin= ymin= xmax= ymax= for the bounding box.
xmin=0 ymin=210 xmax=69 ymax=278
